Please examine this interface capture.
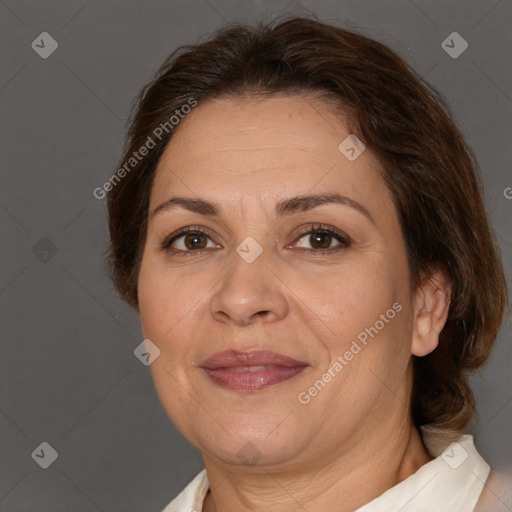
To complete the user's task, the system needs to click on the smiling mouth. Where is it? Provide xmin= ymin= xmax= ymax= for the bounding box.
xmin=232 ymin=365 xmax=273 ymax=372
xmin=199 ymin=349 xmax=308 ymax=392
xmin=201 ymin=365 xmax=307 ymax=391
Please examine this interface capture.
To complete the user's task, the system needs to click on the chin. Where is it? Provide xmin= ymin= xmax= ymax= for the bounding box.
xmin=191 ymin=417 xmax=307 ymax=468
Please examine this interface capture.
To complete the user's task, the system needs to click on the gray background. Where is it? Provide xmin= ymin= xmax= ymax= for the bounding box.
xmin=1 ymin=0 xmax=511 ymax=510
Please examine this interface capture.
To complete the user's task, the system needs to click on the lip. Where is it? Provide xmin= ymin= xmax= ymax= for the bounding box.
xmin=200 ymin=349 xmax=308 ymax=391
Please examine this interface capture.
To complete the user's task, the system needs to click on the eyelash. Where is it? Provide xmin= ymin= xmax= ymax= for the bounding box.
xmin=160 ymin=223 xmax=351 ymax=256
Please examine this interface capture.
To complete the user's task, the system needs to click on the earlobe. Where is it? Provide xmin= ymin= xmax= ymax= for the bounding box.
xmin=411 ymin=270 xmax=452 ymax=357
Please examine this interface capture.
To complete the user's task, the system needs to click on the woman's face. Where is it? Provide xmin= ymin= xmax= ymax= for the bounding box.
xmin=138 ymin=94 xmax=417 ymax=469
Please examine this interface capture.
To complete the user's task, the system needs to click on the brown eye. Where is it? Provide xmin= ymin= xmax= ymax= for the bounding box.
xmin=308 ymin=232 xmax=334 ymax=249
xmin=292 ymin=225 xmax=351 ymax=253
xmin=163 ymin=228 xmax=220 ymax=253
xmin=183 ymin=233 xmax=208 ymax=250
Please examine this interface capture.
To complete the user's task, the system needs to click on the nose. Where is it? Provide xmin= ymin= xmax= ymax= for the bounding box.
xmin=209 ymin=249 xmax=289 ymax=326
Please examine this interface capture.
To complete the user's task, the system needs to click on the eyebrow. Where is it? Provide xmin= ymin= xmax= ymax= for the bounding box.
xmin=150 ymin=192 xmax=375 ymax=225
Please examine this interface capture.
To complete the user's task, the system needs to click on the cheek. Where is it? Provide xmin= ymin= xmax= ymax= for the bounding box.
xmin=299 ymin=255 xmax=413 ymax=396
xmin=138 ymin=257 xmax=205 ymax=340
xmin=137 ymin=260 xmax=204 ymax=433
xmin=305 ymin=259 xmax=402 ymax=338
xmin=138 ymin=269 xmax=170 ymax=340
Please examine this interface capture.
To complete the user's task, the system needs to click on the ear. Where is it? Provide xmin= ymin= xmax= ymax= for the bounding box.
xmin=411 ymin=266 xmax=452 ymax=357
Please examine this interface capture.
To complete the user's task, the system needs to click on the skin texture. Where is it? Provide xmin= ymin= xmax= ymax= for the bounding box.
xmin=137 ymin=95 xmax=451 ymax=512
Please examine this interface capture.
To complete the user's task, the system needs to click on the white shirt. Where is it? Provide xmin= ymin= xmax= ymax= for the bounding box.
xmin=161 ymin=427 xmax=492 ymax=512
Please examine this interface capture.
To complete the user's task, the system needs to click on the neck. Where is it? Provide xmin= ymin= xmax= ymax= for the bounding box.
xmin=202 ymin=423 xmax=432 ymax=512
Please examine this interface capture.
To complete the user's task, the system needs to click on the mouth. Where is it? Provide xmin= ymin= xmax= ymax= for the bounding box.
xmin=199 ymin=349 xmax=308 ymax=392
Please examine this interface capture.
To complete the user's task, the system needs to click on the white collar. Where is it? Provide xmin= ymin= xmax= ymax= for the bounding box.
xmin=162 ymin=427 xmax=490 ymax=512
xmin=354 ymin=426 xmax=490 ymax=511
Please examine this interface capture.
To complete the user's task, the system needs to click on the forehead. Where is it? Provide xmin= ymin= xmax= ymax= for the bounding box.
xmin=150 ymin=94 xmax=391 ymax=216
xmin=158 ymin=95 xmax=353 ymax=168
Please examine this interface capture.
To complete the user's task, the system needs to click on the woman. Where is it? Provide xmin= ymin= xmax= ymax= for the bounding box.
xmin=106 ymin=16 xmax=508 ymax=511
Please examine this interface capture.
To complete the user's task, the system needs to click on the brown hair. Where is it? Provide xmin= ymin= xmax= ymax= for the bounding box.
xmin=107 ymin=16 xmax=507 ymax=431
